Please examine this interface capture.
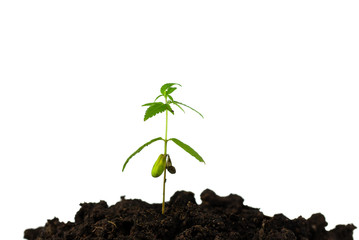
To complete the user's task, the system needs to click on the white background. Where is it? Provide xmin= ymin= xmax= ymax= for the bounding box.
xmin=1 ymin=1 xmax=358 ymax=239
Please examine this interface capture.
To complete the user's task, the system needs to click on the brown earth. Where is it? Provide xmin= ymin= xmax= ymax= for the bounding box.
xmin=24 ymin=189 xmax=356 ymax=240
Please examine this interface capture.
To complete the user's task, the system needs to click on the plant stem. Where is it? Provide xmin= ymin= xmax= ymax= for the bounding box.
xmin=162 ymin=96 xmax=168 ymax=214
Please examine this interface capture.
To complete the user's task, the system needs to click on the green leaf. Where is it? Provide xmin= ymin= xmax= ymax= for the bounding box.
xmin=144 ymin=102 xmax=174 ymax=121
xmin=172 ymin=102 xmax=185 ymax=113
xmin=154 ymin=95 xmax=163 ymax=102
xmin=122 ymin=137 xmax=164 ymax=171
xmin=142 ymin=102 xmax=156 ymax=107
xmin=167 ymin=95 xmax=174 ymax=102
xmin=160 ymin=83 xmax=181 ymax=96
xmin=166 ymin=87 xmax=177 ymax=95
xmin=169 ymin=138 xmax=205 ymax=163
xmin=173 ymin=101 xmax=204 ymax=118
xmin=167 ymin=96 xmax=185 ymax=113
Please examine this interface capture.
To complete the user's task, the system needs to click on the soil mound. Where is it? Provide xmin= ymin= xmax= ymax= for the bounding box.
xmin=24 ymin=189 xmax=356 ymax=240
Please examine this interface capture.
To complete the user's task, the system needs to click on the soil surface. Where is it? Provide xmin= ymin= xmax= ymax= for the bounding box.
xmin=24 ymin=189 xmax=356 ymax=240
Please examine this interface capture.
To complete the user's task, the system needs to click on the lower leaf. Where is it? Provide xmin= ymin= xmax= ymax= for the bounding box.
xmin=169 ymin=138 xmax=205 ymax=163
xmin=122 ymin=137 xmax=164 ymax=171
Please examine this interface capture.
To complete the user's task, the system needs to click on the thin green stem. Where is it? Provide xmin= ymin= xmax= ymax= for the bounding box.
xmin=164 ymin=110 xmax=168 ymax=154
xmin=162 ymin=96 xmax=168 ymax=214
xmin=162 ymin=156 xmax=167 ymax=214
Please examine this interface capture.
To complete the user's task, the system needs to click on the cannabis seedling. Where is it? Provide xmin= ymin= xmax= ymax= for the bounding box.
xmin=122 ymin=83 xmax=205 ymax=214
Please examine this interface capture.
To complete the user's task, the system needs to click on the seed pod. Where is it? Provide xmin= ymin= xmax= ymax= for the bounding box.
xmin=166 ymin=155 xmax=176 ymax=174
xmin=167 ymin=165 xmax=176 ymax=174
xmin=166 ymin=154 xmax=172 ymax=167
xmin=151 ymin=154 xmax=166 ymax=178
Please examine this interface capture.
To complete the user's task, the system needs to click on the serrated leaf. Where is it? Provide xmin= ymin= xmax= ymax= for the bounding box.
xmin=173 ymin=101 xmax=204 ymax=118
xmin=160 ymin=83 xmax=181 ymax=96
xmin=144 ymin=102 xmax=174 ymax=121
xmin=169 ymin=138 xmax=205 ymax=163
xmin=122 ymin=137 xmax=164 ymax=171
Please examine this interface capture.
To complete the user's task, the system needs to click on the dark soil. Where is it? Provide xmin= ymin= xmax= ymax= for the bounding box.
xmin=24 ymin=189 xmax=356 ymax=240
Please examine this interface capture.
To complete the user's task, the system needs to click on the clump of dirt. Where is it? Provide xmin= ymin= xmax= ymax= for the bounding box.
xmin=24 ymin=189 xmax=356 ymax=240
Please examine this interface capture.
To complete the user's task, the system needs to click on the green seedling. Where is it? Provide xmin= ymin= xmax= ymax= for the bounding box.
xmin=122 ymin=83 xmax=205 ymax=214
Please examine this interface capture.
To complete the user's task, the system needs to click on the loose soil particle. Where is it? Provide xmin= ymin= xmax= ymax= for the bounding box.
xmin=24 ymin=189 xmax=356 ymax=240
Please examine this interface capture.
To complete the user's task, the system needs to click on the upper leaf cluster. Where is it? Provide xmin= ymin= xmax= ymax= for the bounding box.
xmin=142 ymin=83 xmax=203 ymax=121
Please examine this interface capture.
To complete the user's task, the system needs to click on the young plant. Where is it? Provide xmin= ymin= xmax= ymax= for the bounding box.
xmin=122 ymin=83 xmax=205 ymax=214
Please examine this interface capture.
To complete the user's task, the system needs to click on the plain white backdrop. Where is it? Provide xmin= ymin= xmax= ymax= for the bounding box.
xmin=1 ymin=1 xmax=358 ymax=239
